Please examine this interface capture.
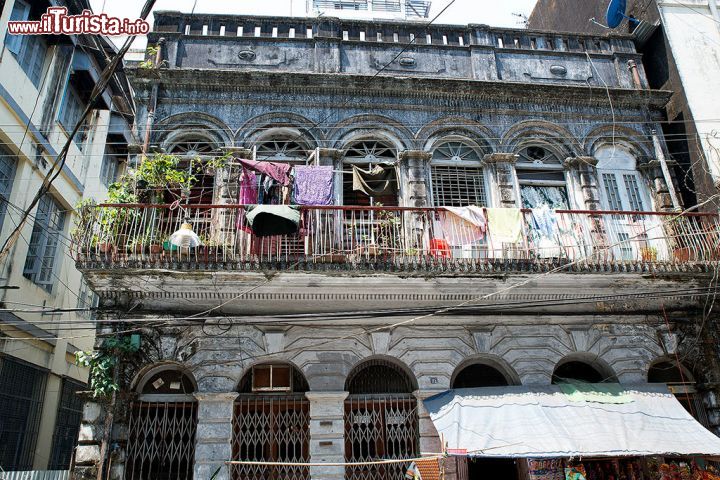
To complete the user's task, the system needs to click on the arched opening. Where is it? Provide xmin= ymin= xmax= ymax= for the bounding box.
xmin=231 ymin=363 xmax=310 ymax=480
xmin=254 ymin=133 xmax=310 ymax=163
xmin=516 ymin=145 xmax=569 ymax=209
xmin=125 ymin=365 xmax=197 ymax=480
xmin=451 ymin=362 xmax=519 ymax=480
xmin=452 ymin=363 xmax=511 ymax=388
xmin=595 ymin=146 xmax=657 ymax=262
xmin=648 ymin=360 xmax=710 ymax=427
xmin=344 ymin=358 xmax=419 ymax=480
xmin=430 ymin=140 xmax=488 ymax=208
xmin=164 ymin=134 xmax=221 ymax=205
xmin=342 ymin=139 xmax=398 ymax=207
xmin=551 ymin=358 xmax=614 ymax=384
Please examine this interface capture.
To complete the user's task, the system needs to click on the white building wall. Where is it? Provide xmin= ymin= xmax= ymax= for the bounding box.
xmin=659 ymin=0 xmax=720 ymax=181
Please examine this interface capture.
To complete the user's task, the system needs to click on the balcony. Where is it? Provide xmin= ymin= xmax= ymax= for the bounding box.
xmin=72 ymin=204 xmax=720 ymax=274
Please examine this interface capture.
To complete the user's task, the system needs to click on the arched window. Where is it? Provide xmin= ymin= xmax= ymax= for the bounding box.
xmin=342 ymin=140 xmax=398 ymax=207
xmin=595 ymin=146 xmax=649 ymax=212
xmin=254 ymin=135 xmax=309 ymax=163
xmin=430 ymin=141 xmax=487 ymax=207
xmin=167 ymin=138 xmax=217 ymax=157
xmin=648 ymin=360 xmax=710 ymax=427
xmin=551 ymin=356 xmax=616 ymax=384
xmin=344 ymin=359 xmax=418 ymax=480
xmin=231 ymin=364 xmax=310 ymax=480
xmin=451 ymin=363 xmax=512 ymax=388
xmin=516 ymin=146 xmax=569 ymax=209
xmin=125 ymin=365 xmax=197 ymax=480
xmin=163 ymin=134 xmax=221 ymax=205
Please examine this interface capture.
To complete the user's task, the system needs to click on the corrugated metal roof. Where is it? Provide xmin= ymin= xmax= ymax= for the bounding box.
xmin=424 ymin=383 xmax=720 ymax=458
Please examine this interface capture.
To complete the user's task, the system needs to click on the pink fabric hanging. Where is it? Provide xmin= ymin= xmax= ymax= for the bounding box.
xmin=238 ymin=158 xmax=292 ymax=186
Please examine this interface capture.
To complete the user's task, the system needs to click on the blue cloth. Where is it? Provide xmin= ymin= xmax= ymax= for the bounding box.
xmin=531 ymin=205 xmax=558 ymax=238
xmin=293 ymin=165 xmax=334 ymax=205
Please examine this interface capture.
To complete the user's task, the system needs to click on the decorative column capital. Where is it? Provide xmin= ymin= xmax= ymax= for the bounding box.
xmin=223 ymin=147 xmax=253 ymax=158
xmin=193 ymin=392 xmax=240 ymax=403
xmin=399 ymin=150 xmax=432 ymax=162
xmin=305 ymin=391 xmax=350 ymax=403
xmin=482 ymin=152 xmax=518 ymax=165
xmin=564 ymin=156 xmax=598 ymax=169
xmin=643 ymin=158 xmax=679 ymax=170
xmin=317 ymin=148 xmax=344 ymax=160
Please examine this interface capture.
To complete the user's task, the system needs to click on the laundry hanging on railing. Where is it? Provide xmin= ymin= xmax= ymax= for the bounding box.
xmin=238 ymin=170 xmax=258 ymax=204
xmin=352 ymin=164 xmax=397 ymax=197
xmin=486 ymin=207 xmax=523 ymax=244
xmin=238 ymin=158 xmax=292 ymax=186
xmin=293 ymin=165 xmax=334 ymax=205
xmin=440 ymin=206 xmax=487 ymax=246
xmin=245 ymin=205 xmax=300 ymax=237
xmin=530 ymin=205 xmax=558 ymax=238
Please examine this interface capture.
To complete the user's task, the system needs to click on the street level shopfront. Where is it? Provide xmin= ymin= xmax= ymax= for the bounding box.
xmin=425 ymin=384 xmax=720 ymax=480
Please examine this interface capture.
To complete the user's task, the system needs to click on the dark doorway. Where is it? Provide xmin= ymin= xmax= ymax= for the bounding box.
xmin=451 ymin=362 xmax=519 ymax=480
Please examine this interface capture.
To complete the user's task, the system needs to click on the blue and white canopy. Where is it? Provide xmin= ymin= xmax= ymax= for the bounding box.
xmin=423 ymin=384 xmax=720 ymax=458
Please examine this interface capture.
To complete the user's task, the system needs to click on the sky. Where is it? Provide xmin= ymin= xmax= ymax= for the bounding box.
xmin=88 ymin=0 xmax=538 ymax=48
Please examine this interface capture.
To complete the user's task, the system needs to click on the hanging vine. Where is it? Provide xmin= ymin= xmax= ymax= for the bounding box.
xmin=75 ymin=335 xmax=142 ymax=398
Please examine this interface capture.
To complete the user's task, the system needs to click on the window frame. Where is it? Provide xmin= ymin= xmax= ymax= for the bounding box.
xmin=58 ymin=81 xmax=87 ymax=146
xmin=429 ymin=140 xmax=489 ymax=207
xmin=0 ymin=150 xmax=18 ymax=232
xmin=22 ymin=194 xmax=67 ymax=292
xmin=6 ymin=0 xmax=48 ymax=87
xmin=516 ymin=145 xmax=570 ymax=209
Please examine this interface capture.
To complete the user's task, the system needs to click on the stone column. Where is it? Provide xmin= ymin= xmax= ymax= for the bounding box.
xmin=482 ymin=153 xmax=519 ymax=208
xmin=564 ymin=156 xmax=601 ymax=211
xmin=414 ymin=390 xmax=456 ymax=479
xmin=316 ymin=148 xmax=343 ymax=205
xmin=211 ymin=148 xmax=253 ymax=247
xmin=639 ymin=158 xmax=683 ymax=212
xmin=74 ymin=395 xmax=105 ymax=480
xmin=398 ymin=150 xmax=432 ymax=208
xmin=305 ymin=391 xmax=349 ymax=480
xmin=193 ymin=392 xmax=239 ymax=480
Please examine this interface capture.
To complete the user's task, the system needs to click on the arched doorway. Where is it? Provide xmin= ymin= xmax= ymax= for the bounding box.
xmin=344 ymin=358 xmax=419 ymax=480
xmin=451 ymin=361 xmax=519 ymax=480
xmin=648 ymin=360 xmax=710 ymax=427
xmin=231 ymin=363 xmax=310 ymax=480
xmin=125 ymin=365 xmax=198 ymax=480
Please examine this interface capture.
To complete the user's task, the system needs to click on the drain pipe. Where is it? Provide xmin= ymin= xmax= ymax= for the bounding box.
xmin=627 ymin=60 xmax=642 ymax=89
xmin=652 ymin=129 xmax=681 ymax=211
xmin=142 ymin=38 xmax=165 ymax=156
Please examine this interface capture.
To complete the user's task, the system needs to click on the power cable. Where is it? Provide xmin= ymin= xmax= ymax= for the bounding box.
xmin=0 ymin=0 xmax=159 ymax=263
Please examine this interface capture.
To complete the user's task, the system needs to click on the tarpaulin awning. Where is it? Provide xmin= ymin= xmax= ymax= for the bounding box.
xmin=423 ymin=384 xmax=720 ymax=458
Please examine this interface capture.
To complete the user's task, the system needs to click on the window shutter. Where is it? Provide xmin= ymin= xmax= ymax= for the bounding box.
xmin=5 ymin=0 xmax=30 ymax=55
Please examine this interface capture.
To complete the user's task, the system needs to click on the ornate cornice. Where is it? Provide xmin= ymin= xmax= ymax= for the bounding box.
xmin=564 ymin=156 xmax=598 ymax=168
xmin=132 ymin=68 xmax=672 ymax=110
xmin=483 ymin=153 xmax=518 ymax=164
xmin=399 ymin=150 xmax=432 ymax=162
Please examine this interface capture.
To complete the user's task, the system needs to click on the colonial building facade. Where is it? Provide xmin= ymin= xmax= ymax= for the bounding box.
xmin=72 ymin=12 xmax=720 ymax=480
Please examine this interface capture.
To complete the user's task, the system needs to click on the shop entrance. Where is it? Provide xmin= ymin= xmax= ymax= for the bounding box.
xmin=451 ymin=362 xmax=520 ymax=480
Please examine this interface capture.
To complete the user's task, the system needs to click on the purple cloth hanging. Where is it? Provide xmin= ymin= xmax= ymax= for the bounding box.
xmin=293 ymin=165 xmax=334 ymax=205
xmin=237 ymin=169 xmax=258 ymax=231
xmin=238 ymin=158 xmax=292 ymax=186
xmin=238 ymin=170 xmax=258 ymax=205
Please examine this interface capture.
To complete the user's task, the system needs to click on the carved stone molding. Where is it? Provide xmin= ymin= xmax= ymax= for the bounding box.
xmin=399 ymin=150 xmax=432 ymax=162
xmin=482 ymin=153 xmax=518 ymax=165
xmin=564 ymin=156 xmax=598 ymax=169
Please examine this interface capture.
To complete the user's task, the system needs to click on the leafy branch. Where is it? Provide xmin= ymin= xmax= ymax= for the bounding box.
xmin=75 ymin=335 xmax=141 ymax=398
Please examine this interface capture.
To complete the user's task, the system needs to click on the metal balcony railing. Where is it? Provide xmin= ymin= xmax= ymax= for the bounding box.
xmin=71 ymin=205 xmax=720 ymax=272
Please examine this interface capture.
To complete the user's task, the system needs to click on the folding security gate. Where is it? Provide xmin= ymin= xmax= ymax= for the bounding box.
xmin=125 ymin=401 xmax=197 ymax=480
xmin=231 ymin=394 xmax=310 ymax=480
xmin=344 ymin=395 xmax=419 ymax=480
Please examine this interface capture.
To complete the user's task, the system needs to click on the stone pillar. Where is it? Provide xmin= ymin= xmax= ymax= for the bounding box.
xmin=482 ymin=153 xmax=519 ymax=208
xmin=193 ymin=392 xmax=238 ymax=480
xmin=317 ymin=148 xmax=343 ymax=205
xmin=305 ymin=391 xmax=349 ymax=480
xmin=211 ymin=148 xmax=252 ymax=248
xmin=564 ymin=156 xmax=601 ymax=211
xmin=74 ymin=395 xmax=105 ymax=480
xmin=639 ymin=158 xmax=683 ymax=212
xmin=398 ymin=150 xmax=432 ymax=208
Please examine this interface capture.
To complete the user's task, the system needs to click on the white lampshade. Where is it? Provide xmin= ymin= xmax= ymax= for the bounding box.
xmin=169 ymin=222 xmax=202 ymax=248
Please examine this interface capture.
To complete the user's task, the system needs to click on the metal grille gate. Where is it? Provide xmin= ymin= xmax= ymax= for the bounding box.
xmin=231 ymin=395 xmax=310 ymax=480
xmin=125 ymin=401 xmax=197 ymax=480
xmin=344 ymin=395 xmax=419 ymax=480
